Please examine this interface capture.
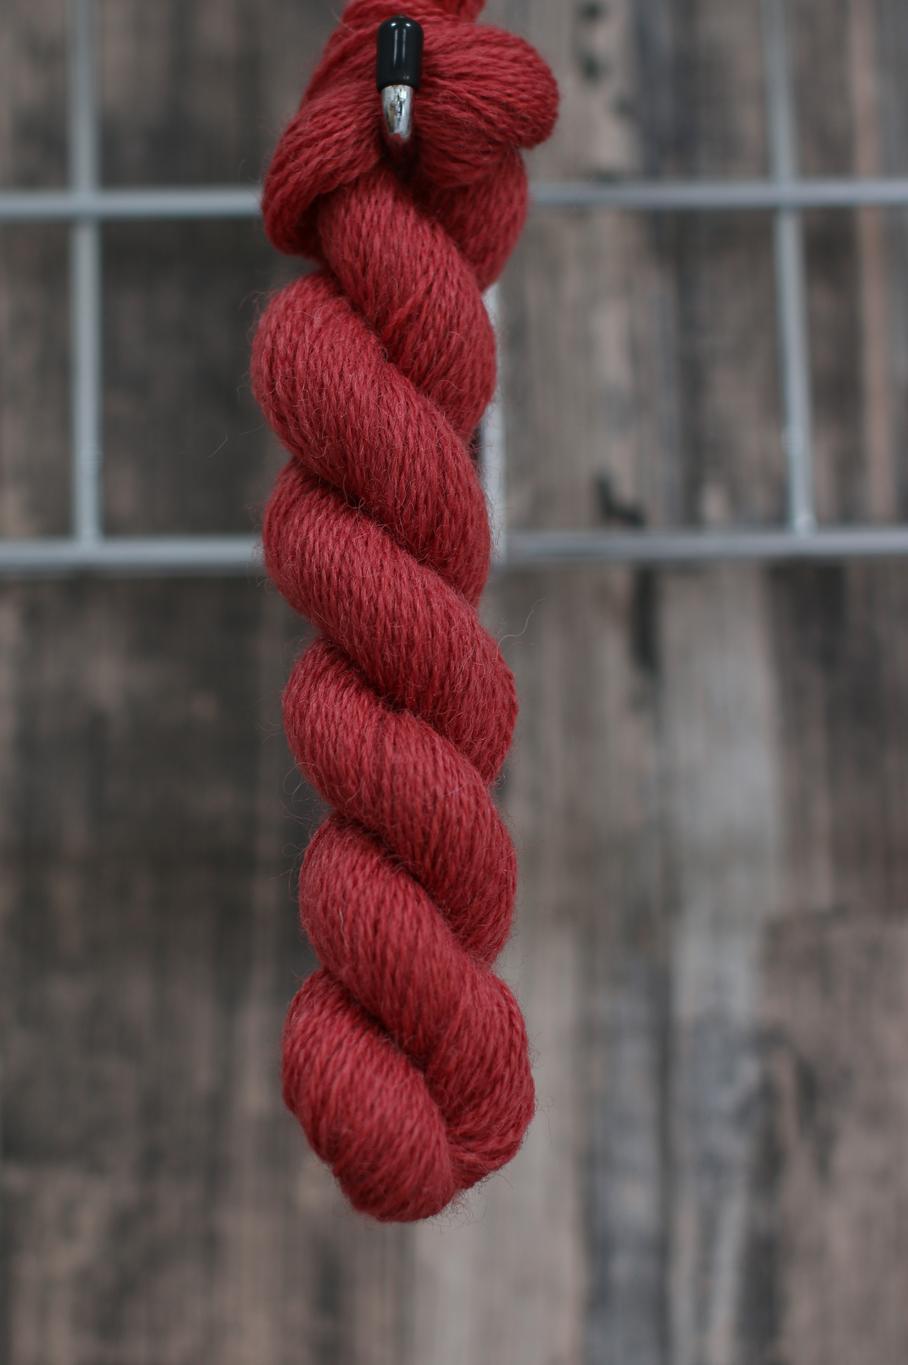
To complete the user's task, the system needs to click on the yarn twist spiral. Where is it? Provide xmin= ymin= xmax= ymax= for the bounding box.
xmin=252 ymin=0 xmax=557 ymax=1221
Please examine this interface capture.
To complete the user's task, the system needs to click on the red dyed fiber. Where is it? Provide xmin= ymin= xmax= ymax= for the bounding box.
xmin=252 ymin=0 xmax=558 ymax=1221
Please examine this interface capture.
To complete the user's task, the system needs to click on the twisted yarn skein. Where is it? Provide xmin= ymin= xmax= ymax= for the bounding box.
xmin=252 ymin=0 xmax=558 ymax=1221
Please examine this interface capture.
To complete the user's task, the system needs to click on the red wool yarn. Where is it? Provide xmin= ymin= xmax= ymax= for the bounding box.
xmin=252 ymin=0 xmax=558 ymax=1221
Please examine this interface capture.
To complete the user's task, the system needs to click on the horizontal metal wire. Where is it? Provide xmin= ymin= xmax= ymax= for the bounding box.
xmin=505 ymin=527 xmax=908 ymax=565
xmin=5 ymin=178 xmax=908 ymax=224
xmin=0 ymin=537 xmax=260 ymax=576
xmin=0 ymin=186 xmax=260 ymax=222
xmin=4 ymin=527 xmax=908 ymax=577
xmin=535 ymin=178 xmax=908 ymax=211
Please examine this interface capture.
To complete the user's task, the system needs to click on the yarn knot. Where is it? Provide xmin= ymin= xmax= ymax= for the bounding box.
xmin=262 ymin=0 xmax=557 ymax=278
xmin=253 ymin=0 xmax=557 ymax=1220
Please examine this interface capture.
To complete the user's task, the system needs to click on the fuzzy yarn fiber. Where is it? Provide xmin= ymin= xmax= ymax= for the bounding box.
xmin=252 ymin=0 xmax=558 ymax=1221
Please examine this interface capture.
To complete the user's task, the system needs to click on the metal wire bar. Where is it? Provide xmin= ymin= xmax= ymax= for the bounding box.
xmin=5 ymin=527 xmax=908 ymax=577
xmin=507 ymin=526 xmax=908 ymax=565
xmin=533 ymin=178 xmax=908 ymax=211
xmin=68 ymin=0 xmax=102 ymax=543
xmin=762 ymin=0 xmax=816 ymax=532
xmin=6 ymin=179 xmax=908 ymax=223
xmin=0 ymin=537 xmax=260 ymax=575
xmin=482 ymin=285 xmax=508 ymax=564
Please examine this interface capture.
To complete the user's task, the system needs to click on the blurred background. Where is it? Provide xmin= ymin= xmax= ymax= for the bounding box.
xmin=3 ymin=1 xmax=908 ymax=1362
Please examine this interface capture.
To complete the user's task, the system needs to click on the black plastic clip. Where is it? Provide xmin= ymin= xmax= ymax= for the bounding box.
xmin=376 ymin=16 xmax=424 ymax=143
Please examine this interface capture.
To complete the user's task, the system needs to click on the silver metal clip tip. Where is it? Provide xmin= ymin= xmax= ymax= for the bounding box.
xmin=381 ymin=84 xmax=415 ymax=144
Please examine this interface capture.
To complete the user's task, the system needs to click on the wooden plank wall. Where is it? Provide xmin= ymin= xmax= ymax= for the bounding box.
xmin=3 ymin=2 xmax=908 ymax=1362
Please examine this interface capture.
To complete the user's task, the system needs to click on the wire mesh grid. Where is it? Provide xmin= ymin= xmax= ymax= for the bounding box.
xmin=3 ymin=0 xmax=908 ymax=575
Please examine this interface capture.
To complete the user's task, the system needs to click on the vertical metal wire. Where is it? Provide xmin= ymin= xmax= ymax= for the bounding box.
xmin=761 ymin=0 xmax=816 ymax=532
xmin=68 ymin=0 xmax=103 ymax=543
xmin=482 ymin=284 xmax=509 ymax=565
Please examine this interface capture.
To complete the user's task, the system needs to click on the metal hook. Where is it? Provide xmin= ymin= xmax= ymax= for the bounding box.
xmin=376 ymin=16 xmax=424 ymax=145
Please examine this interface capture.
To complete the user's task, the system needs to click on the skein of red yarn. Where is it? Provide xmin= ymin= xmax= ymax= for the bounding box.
xmin=251 ymin=0 xmax=558 ymax=1221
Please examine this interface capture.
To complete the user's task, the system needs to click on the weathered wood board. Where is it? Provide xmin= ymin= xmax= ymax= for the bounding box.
xmin=3 ymin=2 xmax=908 ymax=1363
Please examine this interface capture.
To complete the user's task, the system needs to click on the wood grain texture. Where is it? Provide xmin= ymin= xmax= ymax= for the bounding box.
xmin=0 ymin=226 xmax=71 ymax=536
xmin=4 ymin=2 xmax=908 ymax=1363
xmin=0 ymin=0 xmax=67 ymax=188
xmin=102 ymin=218 xmax=291 ymax=535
